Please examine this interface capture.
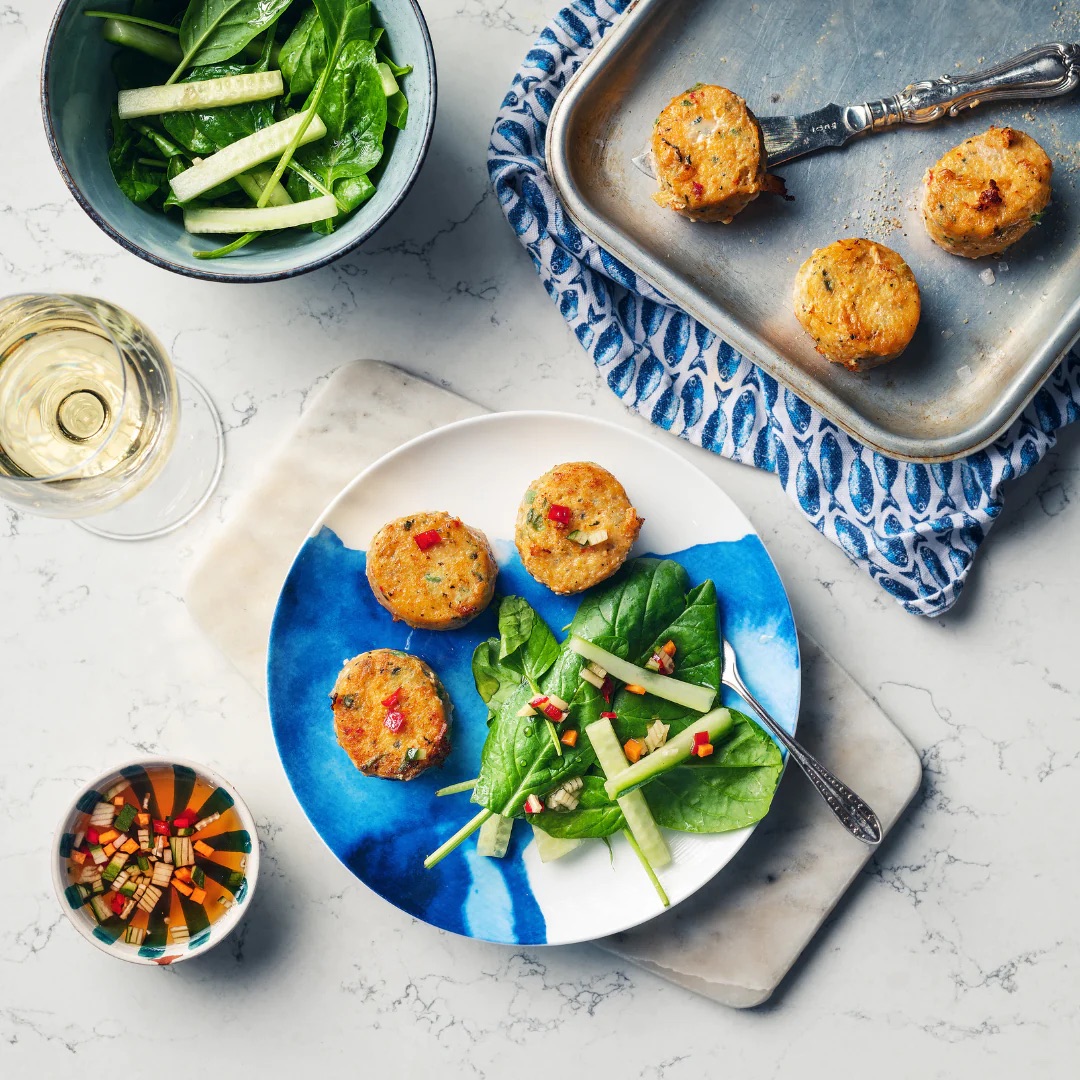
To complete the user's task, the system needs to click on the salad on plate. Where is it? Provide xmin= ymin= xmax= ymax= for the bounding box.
xmin=425 ymin=556 xmax=784 ymax=906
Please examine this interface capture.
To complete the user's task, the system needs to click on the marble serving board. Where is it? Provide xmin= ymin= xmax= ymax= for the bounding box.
xmin=186 ymin=360 xmax=922 ymax=1007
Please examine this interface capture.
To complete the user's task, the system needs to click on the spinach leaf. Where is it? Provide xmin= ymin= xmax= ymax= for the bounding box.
xmin=175 ymin=0 xmax=294 ymax=76
xmin=570 ymin=558 xmax=689 ymax=662
xmin=295 ymin=36 xmax=385 ymax=206
xmin=528 ymin=777 xmax=625 ymax=839
xmin=162 ymin=62 xmax=276 ymax=155
xmin=608 ymin=579 xmax=722 ymax=741
xmin=312 ymin=0 xmax=371 ymax=45
xmin=279 ymin=6 xmax=326 ymax=98
xmin=498 ymin=596 xmax=560 ymax=686
xmin=471 ymin=638 xmax=520 ymax=722
xmin=644 ymin=713 xmax=783 ymax=833
xmin=108 ymin=111 xmax=165 ymax=204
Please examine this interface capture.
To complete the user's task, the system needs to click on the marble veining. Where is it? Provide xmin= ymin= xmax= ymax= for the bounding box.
xmin=1 ymin=0 xmax=1079 ymax=1076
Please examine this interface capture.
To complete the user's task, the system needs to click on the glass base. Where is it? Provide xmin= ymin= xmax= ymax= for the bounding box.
xmin=76 ymin=369 xmax=224 ymax=541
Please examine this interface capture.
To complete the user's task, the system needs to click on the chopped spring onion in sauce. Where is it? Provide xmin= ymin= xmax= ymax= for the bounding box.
xmin=62 ymin=766 xmax=251 ymax=953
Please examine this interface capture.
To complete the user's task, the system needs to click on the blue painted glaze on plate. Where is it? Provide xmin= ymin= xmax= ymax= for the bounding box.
xmin=268 ymin=526 xmax=799 ymax=945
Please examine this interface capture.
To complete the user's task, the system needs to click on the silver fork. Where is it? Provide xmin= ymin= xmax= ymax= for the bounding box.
xmin=722 ymin=639 xmax=882 ymax=845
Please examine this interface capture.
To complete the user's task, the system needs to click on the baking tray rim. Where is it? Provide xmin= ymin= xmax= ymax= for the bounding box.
xmin=544 ymin=0 xmax=1080 ymax=464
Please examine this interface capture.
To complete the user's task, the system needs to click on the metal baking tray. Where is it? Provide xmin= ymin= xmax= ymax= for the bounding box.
xmin=547 ymin=0 xmax=1080 ymax=461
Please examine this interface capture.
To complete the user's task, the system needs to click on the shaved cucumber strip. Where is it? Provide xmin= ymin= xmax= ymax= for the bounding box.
xmin=477 ymin=813 xmax=514 ymax=858
xmin=586 ymin=718 xmax=671 ymax=870
xmin=118 ymin=71 xmax=283 ymax=120
xmin=569 ymin=636 xmax=715 ymax=713
xmin=377 ymin=62 xmax=399 ymax=97
xmin=100 ymin=18 xmax=183 ymax=65
xmin=169 ymin=111 xmax=327 ymax=204
xmin=183 ymin=196 xmax=337 ymax=234
xmin=604 ymin=708 xmax=735 ymax=800
xmin=531 ymin=825 xmax=582 ymax=863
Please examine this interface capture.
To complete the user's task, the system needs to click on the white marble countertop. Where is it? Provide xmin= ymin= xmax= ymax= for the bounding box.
xmin=2 ymin=2 xmax=1078 ymax=1076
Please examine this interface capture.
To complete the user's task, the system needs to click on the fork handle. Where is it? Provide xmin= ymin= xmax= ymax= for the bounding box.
xmin=863 ymin=42 xmax=1080 ymax=128
xmin=760 ymin=712 xmax=883 ymax=846
xmin=729 ymin=678 xmax=883 ymax=845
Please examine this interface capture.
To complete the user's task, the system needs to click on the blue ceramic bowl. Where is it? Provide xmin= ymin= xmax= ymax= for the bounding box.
xmin=41 ymin=1 xmax=436 ymax=282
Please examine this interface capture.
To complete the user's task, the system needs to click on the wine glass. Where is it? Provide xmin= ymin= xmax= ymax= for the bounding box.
xmin=0 ymin=294 xmax=223 ymax=539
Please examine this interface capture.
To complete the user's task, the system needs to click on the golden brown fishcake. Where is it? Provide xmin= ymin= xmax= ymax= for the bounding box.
xmin=515 ymin=462 xmax=643 ymax=595
xmin=793 ymin=238 xmax=921 ymax=370
xmin=921 ymin=126 xmax=1052 ymax=258
xmin=366 ymin=511 xmax=497 ymax=630
xmin=331 ymin=649 xmax=451 ymax=781
xmin=651 ymin=84 xmax=787 ymax=223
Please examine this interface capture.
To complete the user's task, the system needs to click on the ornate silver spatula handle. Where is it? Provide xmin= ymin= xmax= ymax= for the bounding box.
xmin=866 ymin=42 xmax=1080 ymax=128
xmin=757 ymin=42 xmax=1080 ymax=166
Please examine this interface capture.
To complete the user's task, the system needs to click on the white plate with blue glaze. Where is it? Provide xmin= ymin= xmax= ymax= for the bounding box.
xmin=267 ymin=412 xmax=800 ymax=945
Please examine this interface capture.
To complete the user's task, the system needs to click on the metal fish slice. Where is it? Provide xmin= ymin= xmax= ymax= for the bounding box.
xmin=636 ymin=42 xmax=1079 ymax=175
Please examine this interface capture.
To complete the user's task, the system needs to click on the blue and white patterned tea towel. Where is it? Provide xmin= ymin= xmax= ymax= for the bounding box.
xmin=487 ymin=0 xmax=1080 ymax=617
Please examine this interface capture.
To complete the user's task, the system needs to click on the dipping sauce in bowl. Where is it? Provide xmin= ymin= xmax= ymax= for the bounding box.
xmin=54 ymin=758 xmax=258 ymax=964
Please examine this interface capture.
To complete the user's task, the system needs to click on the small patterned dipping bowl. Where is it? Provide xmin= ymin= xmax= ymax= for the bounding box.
xmin=52 ymin=758 xmax=259 ymax=965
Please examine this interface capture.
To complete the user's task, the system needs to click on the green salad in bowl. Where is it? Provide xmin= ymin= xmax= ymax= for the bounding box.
xmin=42 ymin=0 xmax=436 ymax=281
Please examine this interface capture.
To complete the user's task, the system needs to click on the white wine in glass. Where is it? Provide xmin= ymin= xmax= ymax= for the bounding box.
xmin=0 ymin=294 xmax=223 ymax=539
